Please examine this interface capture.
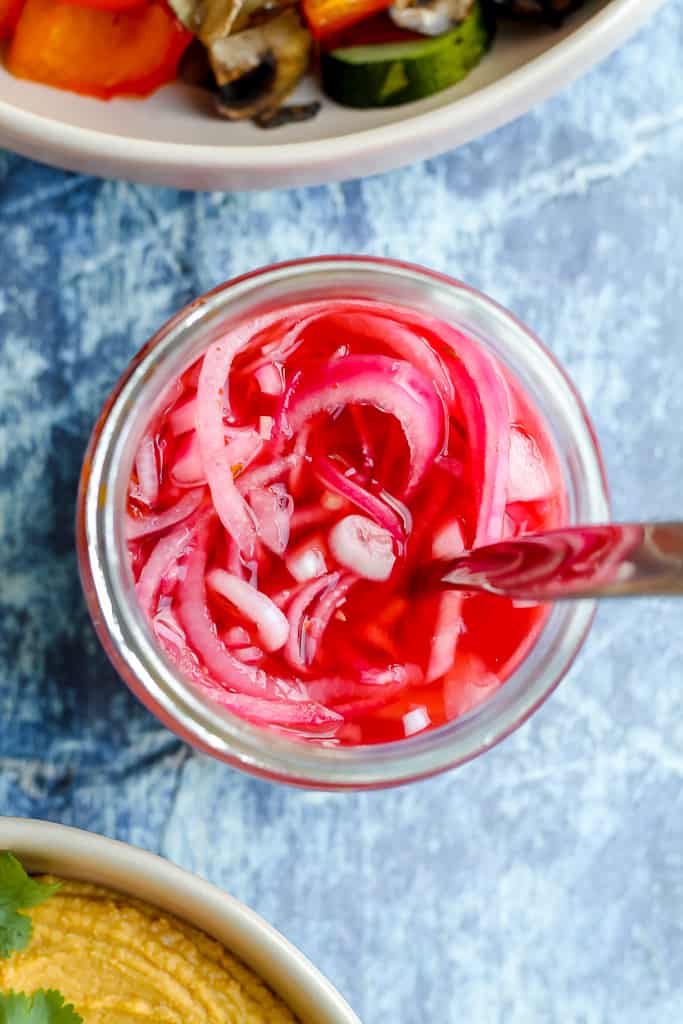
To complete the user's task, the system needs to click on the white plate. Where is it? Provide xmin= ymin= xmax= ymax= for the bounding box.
xmin=1 ymin=817 xmax=361 ymax=1024
xmin=0 ymin=0 xmax=665 ymax=189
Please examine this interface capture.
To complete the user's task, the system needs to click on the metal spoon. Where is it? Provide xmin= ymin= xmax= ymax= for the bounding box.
xmin=420 ymin=522 xmax=683 ymax=601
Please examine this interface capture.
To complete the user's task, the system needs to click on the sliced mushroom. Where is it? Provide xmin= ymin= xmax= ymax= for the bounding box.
xmin=389 ymin=0 xmax=474 ymax=36
xmin=231 ymin=0 xmax=298 ymax=33
xmin=254 ymin=101 xmax=321 ymax=129
xmin=211 ymin=8 xmax=312 ymax=121
xmin=178 ymin=38 xmax=216 ymax=89
xmin=167 ymin=0 xmax=242 ymax=44
xmin=167 ymin=0 xmax=288 ymax=45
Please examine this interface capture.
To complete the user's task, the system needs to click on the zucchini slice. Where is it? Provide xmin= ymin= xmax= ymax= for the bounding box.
xmin=320 ymin=1 xmax=491 ymax=108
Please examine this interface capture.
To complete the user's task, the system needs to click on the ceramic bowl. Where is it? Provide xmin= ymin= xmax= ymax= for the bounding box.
xmin=0 ymin=0 xmax=665 ymax=189
xmin=0 ymin=817 xmax=360 ymax=1024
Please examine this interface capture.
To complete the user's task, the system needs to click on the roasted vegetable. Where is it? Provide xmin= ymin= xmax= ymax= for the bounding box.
xmin=167 ymin=0 xmax=294 ymax=44
xmin=390 ymin=0 xmax=474 ymax=37
xmin=66 ymin=0 xmax=147 ymax=11
xmin=323 ymin=10 xmax=425 ymax=47
xmin=169 ymin=0 xmax=242 ymax=44
xmin=321 ymin=0 xmax=490 ymax=108
xmin=492 ymin=0 xmax=585 ymax=26
xmin=7 ymin=0 xmax=191 ymax=98
xmin=254 ymin=99 xmax=320 ymax=126
xmin=0 ymin=0 xmax=23 ymax=38
xmin=303 ymin=0 xmax=392 ymax=41
xmin=177 ymin=34 xmax=216 ymax=85
xmin=210 ymin=6 xmax=311 ymax=119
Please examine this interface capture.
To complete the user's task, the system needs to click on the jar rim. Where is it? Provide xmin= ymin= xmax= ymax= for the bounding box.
xmin=77 ymin=256 xmax=609 ymax=789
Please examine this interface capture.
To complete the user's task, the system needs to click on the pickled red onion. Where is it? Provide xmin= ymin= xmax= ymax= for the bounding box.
xmin=437 ymin=328 xmax=510 ymax=545
xmin=169 ymin=398 xmax=196 ymax=436
xmin=322 ymin=311 xmax=455 ymax=410
xmin=136 ymin=517 xmax=199 ymax=618
xmin=129 ymin=296 xmax=563 ymax=744
xmin=284 ymin=572 xmax=338 ymax=671
xmin=278 ymin=354 xmax=445 ymax=496
xmin=236 ymin=454 xmax=301 ymax=495
xmin=223 ymin=625 xmax=251 ymax=647
xmin=134 ymin=434 xmax=159 ymax=507
xmin=431 ymin=518 xmax=466 ymax=560
xmin=206 ymin=569 xmax=289 ymax=652
xmin=170 ymin=432 xmax=205 ymax=487
xmin=248 ymin=485 xmax=293 ymax=555
xmin=508 ymin=426 xmax=551 ymax=503
xmin=305 ymin=673 xmax=409 ymax=714
xmin=313 ymin=456 xmax=406 ymax=539
xmin=425 ymin=592 xmax=464 ymax=683
xmin=285 ymin=534 xmax=328 ymax=582
xmin=197 ymin=319 xmax=279 ymax=555
xmin=301 ymin=572 xmax=356 ymax=668
xmin=328 ymin=515 xmax=396 ymax=582
xmin=126 ymin=487 xmax=205 ymax=540
xmin=155 ymin=609 xmax=341 ymax=731
xmin=177 ymin=519 xmax=292 ymax=700
xmin=255 ymin=362 xmax=284 ymax=396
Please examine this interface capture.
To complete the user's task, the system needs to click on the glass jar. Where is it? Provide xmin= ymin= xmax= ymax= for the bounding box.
xmin=77 ymin=257 xmax=609 ymax=789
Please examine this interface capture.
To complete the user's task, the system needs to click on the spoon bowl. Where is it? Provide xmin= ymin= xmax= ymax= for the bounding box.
xmin=424 ymin=522 xmax=683 ymax=601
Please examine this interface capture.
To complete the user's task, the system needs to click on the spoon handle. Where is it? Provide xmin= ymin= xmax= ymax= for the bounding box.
xmin=431 ymin=522 xmax=683 ymax=601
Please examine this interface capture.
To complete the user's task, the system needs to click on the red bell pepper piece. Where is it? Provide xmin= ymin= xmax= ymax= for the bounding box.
xmin=320 ymin=10 xmax=424 ymax=49
xmin=302 ymin=0 xmax=393 ymax=41
xmin=63 ymin=0 xmax=147 ymax=11
xmin=0 ymin=0 xmax=24 ymax=39
xmin=7 ymin=0 xmax=191 ymax=99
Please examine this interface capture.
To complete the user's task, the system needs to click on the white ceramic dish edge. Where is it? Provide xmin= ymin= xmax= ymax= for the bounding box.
xmin=0 ymin=817 xmax=361 ymax=1024
xmin=0 ymin=0 xmax=665 ymax=190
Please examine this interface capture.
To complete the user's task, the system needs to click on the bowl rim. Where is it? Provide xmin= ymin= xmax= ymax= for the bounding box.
xmin=0 ymin=0 xmax=665 ymax=187
xmin=0 ymin=816 xmax=361 ymax=1024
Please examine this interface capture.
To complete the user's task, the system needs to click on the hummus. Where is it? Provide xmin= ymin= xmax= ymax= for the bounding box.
xmin=0 ymin=877 xmax=298 ymax=1024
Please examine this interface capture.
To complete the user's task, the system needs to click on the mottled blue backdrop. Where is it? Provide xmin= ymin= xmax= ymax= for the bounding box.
xmin=1 ymin=3 xmax=683 ymax=1020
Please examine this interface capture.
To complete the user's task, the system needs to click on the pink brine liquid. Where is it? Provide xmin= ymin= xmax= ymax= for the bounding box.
xmin=127 ymin=298 xmax=565 ymax=745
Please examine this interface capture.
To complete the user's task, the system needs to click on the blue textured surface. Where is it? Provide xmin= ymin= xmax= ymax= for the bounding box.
xmin=1 ymin=3 xmax=683 ymax=1019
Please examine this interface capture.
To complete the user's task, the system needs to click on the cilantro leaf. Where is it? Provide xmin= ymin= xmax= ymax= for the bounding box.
xmin=0 ymin=853 xmax=60 ymax=958
xmin=0 ymin=990 xmax=82 ymax=1024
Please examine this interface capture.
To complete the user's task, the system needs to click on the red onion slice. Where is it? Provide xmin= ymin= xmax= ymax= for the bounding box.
xmin=431 ymin=518 xmax=466 ymax=560
xmin=155 ymin=610 xmax=341 ymax=731
xmin=322 ymin=311 xmax=455 ymax=410
xmin=196 ymin=315 xmax=284 ymax=555
xmin=247 ymin=484 xmax=293 ymax=556
xmin=278 ymin=354 xmax=445 ymax=496
xmin=170 ymin=432 xmax=206 ymax=487
xmin=133 ymin=434 xmax=159 ymax=507
xmin=425 ymin=592 xmax=464 ymax=683
xmin=284 ymin=572 xmax=338 ymax=672
xmin=255 ymin=362 xmax=284 ymax=396
xmin=313 ymin=456 xmax=407 ymax=541
xmin=223 ymin=625 xmax=251 ymax=647
xmin=508 ymin=425 xmax=551 ymax=503
xmin=301 ymin=572 xmax=356 ymax=668
xmin=169 ymin=398 xmax=196 ymax=437
xmin=328 ymin=515 xmax=396 ymax=582
xmin=207 ymin=568 xmax=289 ymax=652
xmin=236 ymin=454 xmax=301 ymax=495
xmin=439 ymin=330 xmax=510 ymax=545
xmin=286 ymin=533 xmax=329 ymax=582
xmin=126 ymin=488 xmax=205 ymax=541
xmin=306 ymin=675 xmax=408 ymax=713
xmin=136 ymin=518 xmax=199 ymax=617
xmin=177 ymin=519 xmax=296 ymax=700
xmin=444 ymin=653 xmax=500 ymax=720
